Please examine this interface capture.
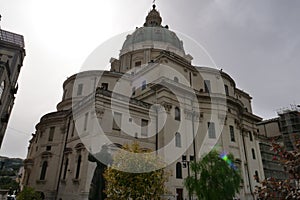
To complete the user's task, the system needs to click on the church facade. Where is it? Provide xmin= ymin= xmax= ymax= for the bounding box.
xmin=23 ymin=5 xmax=263 ymax=200
xmin=0 ymin=26 xmax=25 ymax=147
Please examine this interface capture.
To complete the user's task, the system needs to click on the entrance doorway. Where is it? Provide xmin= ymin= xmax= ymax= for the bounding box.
xmin=176 ymin=188 xmax=183 ymax=200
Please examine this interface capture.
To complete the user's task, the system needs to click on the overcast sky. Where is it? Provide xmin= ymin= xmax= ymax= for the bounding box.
xmin=0 ymin=0 xmax=299 ymax=158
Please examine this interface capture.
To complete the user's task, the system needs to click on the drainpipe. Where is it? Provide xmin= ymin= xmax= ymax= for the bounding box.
xmin=55 ymin=115 xmax=71 ymax=200
xmin=241 ymin=129 xmax=255 ymax=200
xmin=155 ymin=89 xmax=158 ymax=153
xmin=191 ymin=107 xmax=197 ymax=163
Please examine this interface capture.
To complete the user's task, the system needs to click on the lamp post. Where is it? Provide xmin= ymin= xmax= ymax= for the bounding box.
xmin=182 ymin=155 xmax=194 ymax=200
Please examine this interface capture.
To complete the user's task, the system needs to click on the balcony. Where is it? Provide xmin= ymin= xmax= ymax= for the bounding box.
xmin=0 ymin=29 xmax=25 ymax=48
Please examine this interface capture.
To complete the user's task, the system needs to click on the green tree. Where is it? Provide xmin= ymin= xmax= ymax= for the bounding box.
xmin=103 ymin=142 xmax=169 ymax=200
xmin=0 ymin=176 xmax=19 ymax=192
xmin=16 ymin=187 xmax=42 ymax=200
xmin=184 ymin=150 xmax=242 ymax=200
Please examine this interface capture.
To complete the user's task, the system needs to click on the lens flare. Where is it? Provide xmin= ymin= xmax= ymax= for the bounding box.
xmin=220 ymin=152 xmax=237 ymax=170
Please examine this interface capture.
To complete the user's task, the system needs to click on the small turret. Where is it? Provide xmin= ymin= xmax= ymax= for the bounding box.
xmin=144 ymin=5 xmax=162 ymax=27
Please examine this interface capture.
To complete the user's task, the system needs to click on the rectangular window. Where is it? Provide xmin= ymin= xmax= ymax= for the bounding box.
xmin=135 ymin=61 xmax=141 ymax=67
xmin=101 ymin=83 xmax=108 ymax=90
xmin=46 ymin=146 xmax=51 ymax=151
xmin=132 ymin=87 xmax=136 ymax=96
xmin=229 ymin=125 xmax=235 ymax=142
xmin=249 ymin=131 xmax=253 ymax=141
xmin=113 ymin=112 xmax=122 ymax=131
xmin=141 ymin=119 xmax=148 ymax=136
xmin=224 ymin=84 xmax=229 ymax=96
xmin=77 ymin=83 xmax=83 ymax=96
xmin=142 ymin=80 xmax=146 ymax=90
xmin=63 ymin=158 xmax=69 ymax=180
xmin=252 ymin=148 xmax=256 ymax=159
xmin=204 ymin=80 xmax=211 ymax=93
xmin=70 ymin=120 xmax=75 ymax=137
xmin=84 ymin=113 xmax=89 ymax=131
xmin=48 ymin=127 xmax=55 ymax=142
xmin=208 ymin=122 xmax=216 ymax=138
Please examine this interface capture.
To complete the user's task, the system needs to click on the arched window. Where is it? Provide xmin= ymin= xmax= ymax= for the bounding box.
xmin=175 ymin=132 xmax=181 ymax=147
xmin=175 ymin=107 xmax=180 ymax=121
xmin=40 ymin=161 xmax=48 ymax=180
xmin=174 ymin=77 xmax=179 ymax=83
xmin=252 ymin=148 xmax=256 ymax=160
xmin=63 ymin=158 xmax=69 ymax=180
xmin=176 ymin=162 xmax=182 ymax=179
xmin=75 ymin=155 xmax=82 ymax=179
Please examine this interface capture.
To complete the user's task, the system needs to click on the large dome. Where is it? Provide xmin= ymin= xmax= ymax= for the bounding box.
xmin=121 ymin=27 xmax=185 ymax=56
xmin=120 ymin=5 xmax=185 ymax=57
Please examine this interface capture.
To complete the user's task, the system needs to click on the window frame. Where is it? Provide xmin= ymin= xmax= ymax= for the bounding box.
xmin=63 ymin=158 xmax=69 ymax=180
xmin=0 ymin=81 xmax=5 ymax=100
xmin=112 ymin=112 xmax=122 ymax=131
xmin=252 ymin=148 xmax=256 ymax=160
xmin=101 ymin=83 xmax=108 ymax=90
xmin=229 ymin=125 xmax=235 ymax=142
xmin=176 ymin=162 xmax=183 ymax=179
xmin=208 ymin=122 xmax=216 ymax=139
xmin=77 ymin=83 xmax=83 ymax=96
xmin=141 ymin=119 xmax=148 ymax=137
xmin=204 ymin=80 xmax=211 ymax=93
xmin=83 ymin=113 xmax=89 ymax=131
xmin=249 ymin=131 xmax=253 ymax=141
xmin=40 ymin=161 xmax=48 ymax=180
xmin=48 ymin=127 xmax=55 ymax=142
xmin=175 ymin=132 xmax=181 ymax=147
xmin=75 ymin=155 xmax=82 ymax=179
xmin=175 ymin=107 xmax=181 ymax=121
xmin=224 ymin=84 xmax=229 ymax=96
xmin=174 ymin=76 xmax=179 ymax=83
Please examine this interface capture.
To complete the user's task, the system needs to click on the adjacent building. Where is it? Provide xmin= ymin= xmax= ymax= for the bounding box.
xmin=257 ymin=118 xmax=288 ymax=181
xmin=0 ymin=21 xmax=26 ymax=147
xmin=23 ymin=5 xmax=263 ymax=200
xmin=256 ymin=105 xmax=300 ymax=181
xmin=277 ymin=106 xmax=300 ymax=151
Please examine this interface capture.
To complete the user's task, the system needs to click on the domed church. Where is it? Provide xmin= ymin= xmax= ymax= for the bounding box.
xmin=23 ymin=5 xmax=263 ymax=200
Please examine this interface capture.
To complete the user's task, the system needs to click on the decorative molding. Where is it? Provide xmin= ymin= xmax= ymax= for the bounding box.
xmin=41 ymin=151 xmax=52 ymax=159
xmin=72 ymin=178 xmax=80 ymax=184
xmin=218 ymin=113 xmax=227 ymax=125
xmin=75 ymin=143 xmax=85 ymax=152
xmin=60 ymin=126 xmax=66 ymax=133
xmin=161 ymin=102 xmax=172 ymax=113
xmin=95 ymin=108 xmax=105 ymax=119
xmin=229 ymin=145 xmax=239 ymax=150
xmin=184 ymin=109 xmax=201 ymax=121
xmin=64 ymin=147 xmax=73 ymax=155
xmin=36 ymin=180 xmax=46 ymax=184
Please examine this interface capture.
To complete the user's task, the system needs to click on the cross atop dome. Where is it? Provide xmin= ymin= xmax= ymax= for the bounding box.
xmin=144 ymin=4 xmax=162 ymax=27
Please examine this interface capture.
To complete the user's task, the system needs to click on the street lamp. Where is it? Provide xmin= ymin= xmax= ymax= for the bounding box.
xmin=182 ymin=155 xmax=194 ymax=200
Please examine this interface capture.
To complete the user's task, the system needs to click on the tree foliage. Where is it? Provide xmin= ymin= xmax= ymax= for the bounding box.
xmin=103 ymin=142 xmax=169 ymax=200
xmin=0 ymin=176 xmax=19 ymax=191
xmin=184 ymin=150 xmax=242 ymax=200
xmin=255 ymin=140 xmax=300 ymax=199
xmin=16 ymin=187 xmax=42 ymax=200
